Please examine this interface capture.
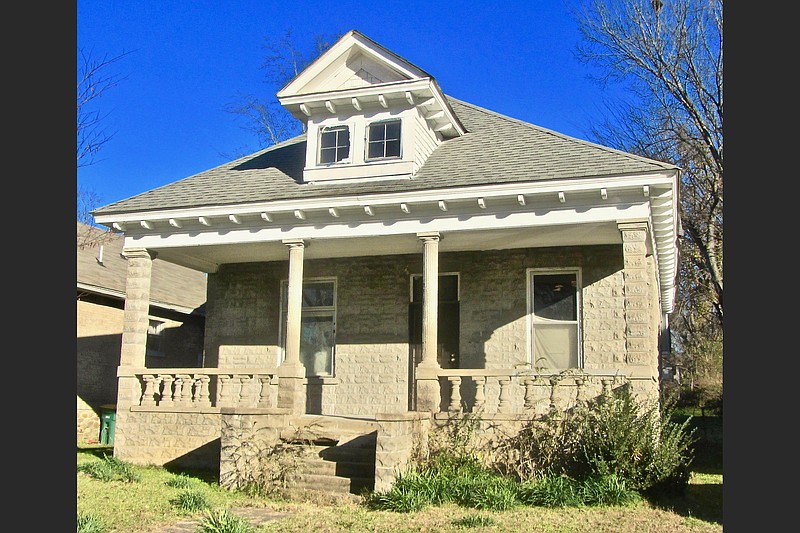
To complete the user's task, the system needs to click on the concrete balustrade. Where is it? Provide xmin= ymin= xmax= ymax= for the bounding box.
xmin=121 ymin=366 xmax=640 ymax=416
xmin=119 ymin=368 xmax=278 ymax=410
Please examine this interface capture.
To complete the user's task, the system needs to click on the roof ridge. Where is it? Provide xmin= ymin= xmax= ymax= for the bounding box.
xmin=446 ymin=96 xmax=677 ymax=170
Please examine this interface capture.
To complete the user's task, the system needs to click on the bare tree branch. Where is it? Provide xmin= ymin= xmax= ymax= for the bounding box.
xmin=572 ymin=0 xmax=723 ymax=402
xmin=77 ymin=48 xmax=132 ymax=167
xmin=224 ymin=30 xmax=340 ymax=153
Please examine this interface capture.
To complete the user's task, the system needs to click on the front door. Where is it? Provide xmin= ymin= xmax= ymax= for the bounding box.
xmin=408 ymin=273 xmax=459 ymax=409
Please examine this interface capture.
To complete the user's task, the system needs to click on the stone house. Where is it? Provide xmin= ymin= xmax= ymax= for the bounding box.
xmin=90 ymin=30 xmax=679 ymax=493
xmin=77 ymin=222 xmax=207 ymax=444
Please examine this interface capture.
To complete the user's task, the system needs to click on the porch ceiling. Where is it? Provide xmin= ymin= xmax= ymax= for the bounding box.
xmin=149 ymin=220 xmax=622 ymax=268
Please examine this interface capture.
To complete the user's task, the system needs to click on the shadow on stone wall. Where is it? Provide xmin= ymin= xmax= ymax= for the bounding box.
xmin=164 ymin=438 xmax=221 ymax=474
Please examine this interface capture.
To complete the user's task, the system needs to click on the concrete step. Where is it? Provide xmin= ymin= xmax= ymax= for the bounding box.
xmin=289 ymin=472 xmax=374 ymax=494
xmin=279 ymin=415 xmax=379 ymax=496
xmin=298 ymin=457 xmax=375 ymax=478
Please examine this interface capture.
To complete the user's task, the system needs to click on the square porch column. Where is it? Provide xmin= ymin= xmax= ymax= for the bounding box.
xmin=618 ymin=221 xmax=660 ymax=399
xmin=115 ymin=247 xmax=156 ymax=459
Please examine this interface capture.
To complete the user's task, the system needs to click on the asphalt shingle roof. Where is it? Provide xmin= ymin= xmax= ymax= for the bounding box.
xmin=77 ymin=222 xmax=207 ymax=313
xmin=92 ymin=97 xmax=677 ymax=217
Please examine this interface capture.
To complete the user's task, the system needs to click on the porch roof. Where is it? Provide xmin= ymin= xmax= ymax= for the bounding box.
xmin=92 ymin=98 xmax=679 ymax=315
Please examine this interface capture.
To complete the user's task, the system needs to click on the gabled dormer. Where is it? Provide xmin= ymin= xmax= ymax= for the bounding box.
xmin=277 ymin=30 xmax=466 ymax=184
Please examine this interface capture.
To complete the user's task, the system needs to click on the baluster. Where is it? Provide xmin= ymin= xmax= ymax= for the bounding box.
xmin=498 ymin=378 xmax=512 ymax=413
xmin=141 ymin=374 xmax=158 ymax=406
xmin=218 ymin=374 xmax=232 ymax=406
xmin=158 ymin=375 xmax=175 ymax=406
xmin=195 ymin=375 xmax=211 ymax=407
xmin=548 ymin=376 xmax=561 ymax=411
xmin=258 ymin=375 xmax=272 ymax=408
xmin=523 ymin=378 xmax=538 ymax=410
xmin=447 ymin=376 xmax=462 ymax=412
xmin=175 ymin=374 xmax=193 ymax=406
xmin=601 ymin=377 xmax=614 ymax=399
xmin=473 ymin=376 xmax=486 ymax=412
xmin=574 ymin=376 xmax=586 ymax=408
xmin=237 ymin=375 xmax=252 ymax=407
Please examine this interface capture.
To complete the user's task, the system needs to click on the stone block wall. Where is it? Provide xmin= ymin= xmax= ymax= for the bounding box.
xmin=374 ymin=412 xmax=431 ymax=493
xmin=203 ymin=243 xmax=661 ymax=417
xmin=113 ymin=409 xmax=221 ymax=469
xmin=77 ymin=296 xmax=206 ymax=444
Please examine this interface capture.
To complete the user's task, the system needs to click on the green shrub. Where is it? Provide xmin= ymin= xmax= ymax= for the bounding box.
xmin=76 ymin=511 xmax=106 ymax=533
xmin=579 ymin=474 xmax=641 ymax=506
xmin=196 ymin=508 xmax=254 ymax=533
xmin=368 ymin=454 xmax=520 ymax=512
xmin=517 ymin=474 xmax=640 ymax=508
xmin=578 ymin=389 xmax=695 ymax=495
xmin=463 ymin=476 xmax=519 ymax=511
xmin=170 ymin=488 xmax=209 ymax=512
xmin=517 ymin=475 xmax=583 ymax=507
xmin=495 ymin=386 xmax=696 ymax=496
xmin=77 ymin=456 xmax=141 ymax=483
xmin=367 ymin=479 xmax=432 ymax=513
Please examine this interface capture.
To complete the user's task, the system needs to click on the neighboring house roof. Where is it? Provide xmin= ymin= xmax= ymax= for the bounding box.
xmin=77 ymin=222 xmax=207 ymax=315
xmin=91 ymin=97 xmax=677 ymax=217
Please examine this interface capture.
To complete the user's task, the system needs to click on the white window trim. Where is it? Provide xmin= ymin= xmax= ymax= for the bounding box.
xmin=318 ymin=125 xmax=351 ymax=166
xmin=278 ymin=277 xmax=337 ymax=376
xmin=526 ymin=267 xmax=583 ymax=370
xmin=365 ymin=118 xmax=402 ymax=162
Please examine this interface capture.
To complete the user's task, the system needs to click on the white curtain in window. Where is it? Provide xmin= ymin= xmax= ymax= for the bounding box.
xmin=532 ymin=320 xmax=578 ymax=370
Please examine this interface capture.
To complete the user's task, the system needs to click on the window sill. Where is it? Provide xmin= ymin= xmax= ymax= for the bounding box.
xmin=304 ymin=159 xmax=413 ymax=183
xmin=305 ymin=375 xmax=339 ymax=385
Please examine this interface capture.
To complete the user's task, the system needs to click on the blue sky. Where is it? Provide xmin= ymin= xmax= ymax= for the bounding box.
xmin=77 ymin=0 xmax=623 ymax=208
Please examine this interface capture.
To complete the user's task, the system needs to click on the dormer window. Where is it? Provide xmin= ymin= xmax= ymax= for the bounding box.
xmin=367 ymin=119 xmax=401 ymax=160
xmin=319 ymin=125 xmax=350 ymax=164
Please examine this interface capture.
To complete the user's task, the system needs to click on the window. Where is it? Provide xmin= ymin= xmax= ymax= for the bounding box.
xmin=367 ymin=119 xmax=401 ymax=160
xmin=146 ymin=319 xmax=166 ymax=357
xmin=410 ymin=273 xmax=459 ymax=303
xmin=319 ymin=126 xmax=350 ymax=164
xmin=280 ymin=279 xmax=336 ymax=376
xmin=528 ymin=269 xmax=581 ymax=370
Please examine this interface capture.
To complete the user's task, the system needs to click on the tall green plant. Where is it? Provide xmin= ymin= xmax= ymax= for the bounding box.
xmin=494 ymin=386 xmax=696 ymax=495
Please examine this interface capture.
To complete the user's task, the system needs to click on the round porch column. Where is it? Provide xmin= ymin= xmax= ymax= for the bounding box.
xmin=277 ymin=239 xmax=307 ymax=413
xmin=415 ymin=232 xmax=442 ymax=413
xmin=418 ymin=232 xmax=441 ymax=368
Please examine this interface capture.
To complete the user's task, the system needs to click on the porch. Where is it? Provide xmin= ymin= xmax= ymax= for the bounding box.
xmin=118 ymin=365 xmax=645 ymax=493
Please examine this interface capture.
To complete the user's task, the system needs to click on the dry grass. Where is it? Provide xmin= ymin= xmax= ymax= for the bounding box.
xmin=78 ymin=449 xmax=721 ymax=532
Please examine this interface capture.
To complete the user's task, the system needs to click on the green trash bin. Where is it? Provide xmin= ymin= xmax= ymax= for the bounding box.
xmin=100 ymin=404 xmax=116 ymax=446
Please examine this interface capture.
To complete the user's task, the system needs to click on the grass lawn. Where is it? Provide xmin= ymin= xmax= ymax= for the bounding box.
xmin=78 ymin=437 xmax=722 ymax=532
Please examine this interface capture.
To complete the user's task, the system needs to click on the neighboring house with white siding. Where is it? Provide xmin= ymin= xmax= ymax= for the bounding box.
xmin=90 ymin=30 xmax=679 ymax=493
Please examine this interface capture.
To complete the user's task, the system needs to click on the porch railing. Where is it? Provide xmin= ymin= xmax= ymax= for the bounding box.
xmin=119 ymin=368 xmax=278 ymax=409
xmin=436 ymin=368 xmax=632 ymax=415
xmin=119 ymin=366 xmax=636 ymax=414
